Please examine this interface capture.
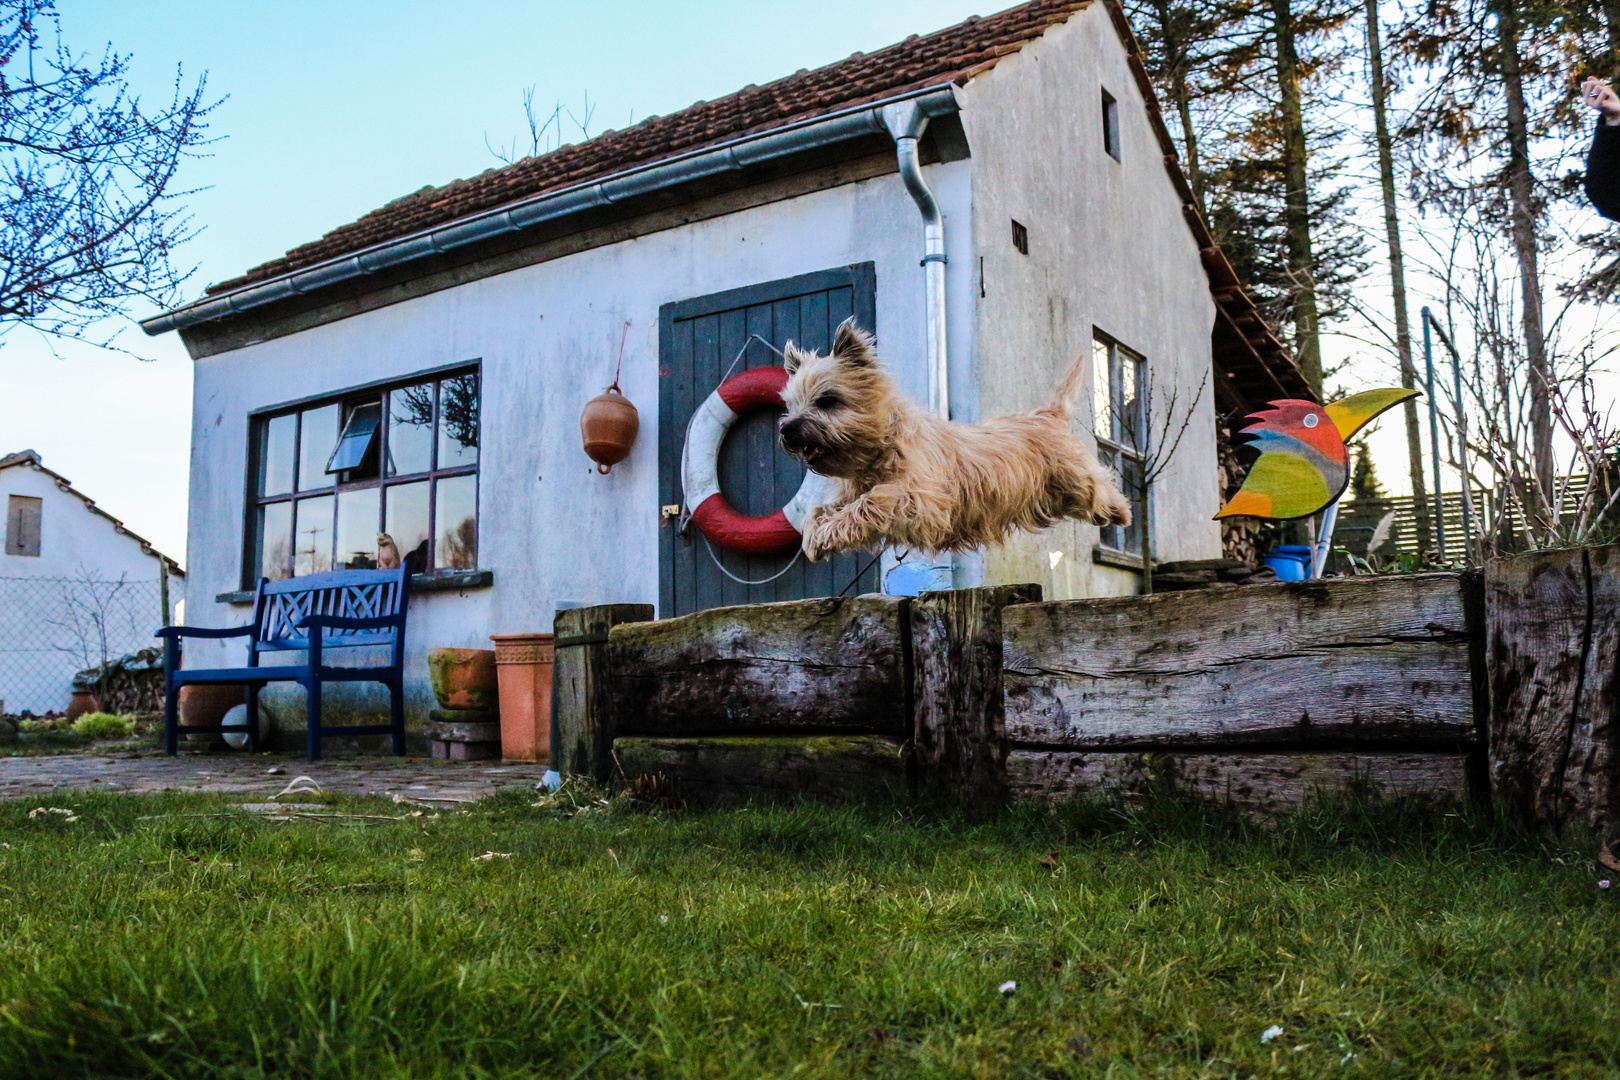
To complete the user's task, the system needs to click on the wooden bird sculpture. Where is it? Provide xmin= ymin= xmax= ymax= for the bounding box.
xmin=1215 ymin=389 xmax=1418 ymax=521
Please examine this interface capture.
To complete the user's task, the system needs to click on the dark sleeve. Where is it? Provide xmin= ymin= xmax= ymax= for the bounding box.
xmin=1587 ymin=120 xmax=1620 ymax=221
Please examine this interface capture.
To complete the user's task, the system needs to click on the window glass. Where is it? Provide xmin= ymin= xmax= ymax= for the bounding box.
xmin=385 ymin=481 xmax=431 ymax=574
xmin=298 ymin=404 xmax=340 ymax=492
xmin=261 ymin=413 xmax=296 ymax=496
xmin=1092 ymin=340 xmax=1112 ymax=440
xmin=329 ymin=401 xmax=382 ymax=478
xmin=1119 ymin=350 xmax=1142 ymax=451
xmin=293 ymin=495 xmax=334 ymax=577
xmin=438 ymin=372 xmax=479 ymax=468
xmin=387 ymin=382 xmax=434 ymax=476
xmin=435 ymin=475 xmax=478 ymax=570
xmin=336 ymin=487 xmax=381 ymax=570
xmin=258 ymin=501 xmax=292 ymax=582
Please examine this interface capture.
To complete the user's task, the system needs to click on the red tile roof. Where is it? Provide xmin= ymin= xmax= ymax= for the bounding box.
xmin=208 ymin=0 xmax=1092 ymax=295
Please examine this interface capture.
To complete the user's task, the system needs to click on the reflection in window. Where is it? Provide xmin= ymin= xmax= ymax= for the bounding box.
xmin=1093 ymin=335 xmax=1147 ymax=555
xmin=248 ymin=368 xmax=481 ymax=586
xmin=387 ymin=382 xmax=434 ymax=476
xmin=298 ymin=405 xmax=340 ymax=492
xmin=385 ymin=481 xmax=431 ymax=575
xmin=294 ymin=495 xmax=334 ymax=577
xmin=438 ymin=372 xmax=479 ymax=468
xmin=436 ymin=474 xmax=477 ymax=570
xmin=336 ymin=487 xmax=381 ymax=570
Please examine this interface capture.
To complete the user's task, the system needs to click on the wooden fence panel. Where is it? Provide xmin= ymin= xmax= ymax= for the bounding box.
xmin=1487 ymin=544 xmax=1620 ymax=836
xmin=608 ymin=595 xmax=909 ymax=737
xmin=553 ymin=604 xmax=655 ymax=781
xmin=615 ymin=735 xmax=910 ymax=804
xmin=1004 ymin=573 xmax=1480 ymax=751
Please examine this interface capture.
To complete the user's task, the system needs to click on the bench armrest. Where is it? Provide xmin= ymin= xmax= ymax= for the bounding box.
xmin=296 ymin=614 xmax=400 ymax=632
xmin=155 ymin=624 xmax=255 ymax=640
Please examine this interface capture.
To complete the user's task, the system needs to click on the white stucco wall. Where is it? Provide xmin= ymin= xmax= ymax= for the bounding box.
xmin=957 ymin=6 xmax=1222 ymax=600
xmin=183 ymin=161 xmax=975 ymax=735
xmin=0 ymin=459 xmax=179 ymax=712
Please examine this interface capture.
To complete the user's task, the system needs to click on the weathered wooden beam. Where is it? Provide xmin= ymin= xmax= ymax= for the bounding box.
xmin=552 ymin=603 xmax=654 ymax=781
xmin=1487 ymin=544 xmax=1620 ymax=836
xmin=608 ymin=595 xmax=910 ymax=737
xmin=614 ymin=735 xmax=910 ymax=805
xmin=911 ymin=584 xmax=1042 ymax=805
xmin=1004 ymin=573 xmax=1481 ymax=751
xmin=1007 ymin=748 xmax=1471 ymax=816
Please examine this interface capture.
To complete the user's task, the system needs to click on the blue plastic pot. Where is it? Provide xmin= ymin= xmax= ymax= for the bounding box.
xmin=1263 ymin=545 xmax=1313 ymax=582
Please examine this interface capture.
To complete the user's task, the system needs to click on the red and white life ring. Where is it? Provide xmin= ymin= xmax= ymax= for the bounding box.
xmin=681 ymin=366 xmax=835 ymax=555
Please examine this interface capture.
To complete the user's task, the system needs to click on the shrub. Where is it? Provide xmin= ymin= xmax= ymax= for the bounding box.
xmin=69 ymin=712 xmax=135 ymax=740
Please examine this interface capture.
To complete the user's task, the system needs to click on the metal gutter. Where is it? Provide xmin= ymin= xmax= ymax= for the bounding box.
xmin=142 ymin=85 xmax=962 ymax=337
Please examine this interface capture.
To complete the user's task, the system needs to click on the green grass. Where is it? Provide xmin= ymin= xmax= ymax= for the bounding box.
xmin=0 ymin=787 xmax=1615 ymax=1079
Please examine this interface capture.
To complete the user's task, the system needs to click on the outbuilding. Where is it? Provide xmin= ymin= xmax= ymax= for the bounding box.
xmin=143 ymin=0 xmax=1307 ymax=734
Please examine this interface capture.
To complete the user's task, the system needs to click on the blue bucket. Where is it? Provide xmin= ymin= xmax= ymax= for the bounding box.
xmin=1264 ymin=545 xmax=1313 ymax=582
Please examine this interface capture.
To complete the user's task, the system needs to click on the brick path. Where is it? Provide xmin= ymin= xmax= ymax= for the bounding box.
xmin=0 ymin=751 xmax=552 ymax=804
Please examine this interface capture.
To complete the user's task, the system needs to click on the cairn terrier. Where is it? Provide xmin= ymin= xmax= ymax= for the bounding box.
xmin=778 ymin=319 xmax=1133 ymax=560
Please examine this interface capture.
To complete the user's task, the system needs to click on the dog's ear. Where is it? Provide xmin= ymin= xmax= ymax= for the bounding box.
xmin=831 ymin=317 xmax=876 ymax=368
xmin=783 ymin=341 xmax=807 ymax=375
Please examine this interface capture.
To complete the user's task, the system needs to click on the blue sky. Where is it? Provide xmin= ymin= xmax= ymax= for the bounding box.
xmin=0 ymin=0 xmax=987 ymax=562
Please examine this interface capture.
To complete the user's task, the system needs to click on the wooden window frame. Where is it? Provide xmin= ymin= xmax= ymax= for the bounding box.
xmin=242 ymin=361 xmax=481 ymax=590
xmin=1092 ymin=332 xmax=1146 ymax=557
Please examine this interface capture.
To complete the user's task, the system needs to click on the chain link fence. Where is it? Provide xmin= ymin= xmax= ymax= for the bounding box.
xmin=0 ymin=574 xmax=174 ymax=715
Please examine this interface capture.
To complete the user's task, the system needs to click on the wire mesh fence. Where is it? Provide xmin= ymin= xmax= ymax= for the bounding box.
xmin=0 ymin=575 xmax=173 ymax=714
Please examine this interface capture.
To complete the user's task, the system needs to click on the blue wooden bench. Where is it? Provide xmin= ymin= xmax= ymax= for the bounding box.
xmin=157 ymin=569 xmax=411 ymax=760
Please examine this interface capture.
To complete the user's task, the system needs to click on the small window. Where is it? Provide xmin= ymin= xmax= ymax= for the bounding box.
xmin=1101 ymin=88 xmax=1120 ymax=161
xmin=1092 ymin=334 xmax=1145 ymax=555
xmin=247 ymin=367 xmax=479 ymax=586
xmin=5 ymin=495 xmax=41 ymax=557
xmin=1010 ymin=219 xmax=1029 ymax=255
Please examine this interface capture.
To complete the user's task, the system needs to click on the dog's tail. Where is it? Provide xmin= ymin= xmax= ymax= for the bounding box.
xmin=1038 ymin=350 xmax=1090 ymax=419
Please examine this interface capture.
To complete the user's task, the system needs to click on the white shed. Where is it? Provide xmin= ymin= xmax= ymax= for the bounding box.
xmin=0 ymin=450 xmax=184 ymax=714
xmin=141 ymin=0 xmax=1308 ymax=739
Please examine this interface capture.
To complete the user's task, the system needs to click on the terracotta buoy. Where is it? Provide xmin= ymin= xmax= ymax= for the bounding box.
xmin=580 ymin=385 xmax=639 ymax=473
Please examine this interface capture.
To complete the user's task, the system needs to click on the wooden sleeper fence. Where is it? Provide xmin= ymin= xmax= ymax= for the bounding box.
xmin=550 ymin=545 xmax=1616 ymax=827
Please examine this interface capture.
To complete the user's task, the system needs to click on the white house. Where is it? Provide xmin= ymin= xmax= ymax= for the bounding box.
xmin=141 ymin=0 xmax=1308 ymax=739
xmin=0 ymin=450 xmax=184 ymax=714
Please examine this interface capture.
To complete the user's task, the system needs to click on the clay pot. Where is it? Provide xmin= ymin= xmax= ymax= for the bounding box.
xmin=66 ymin=688 xmax=100 ymax=721
xmin=178 ymin=684 xmax=244 ymax=744
xmin=427 ymin=648 xmax=498 ymax=710
xmin=580 ymin=387 xmax=639 ymax=474
xmin=489 ymin=633 xmax=554 ymax=764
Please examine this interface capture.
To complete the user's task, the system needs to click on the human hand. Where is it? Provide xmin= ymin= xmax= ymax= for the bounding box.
xmin=1581 ymin=76 xmax=1620 ymax=125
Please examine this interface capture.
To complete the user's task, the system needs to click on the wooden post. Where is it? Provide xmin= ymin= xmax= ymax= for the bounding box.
xmin=552 ymin=603 xmax=653 ymax=782
xmin=1487 ymin=544 xmax=1620 ymax=836
xmin=911 ymin=583 xmax=1041 ymax=806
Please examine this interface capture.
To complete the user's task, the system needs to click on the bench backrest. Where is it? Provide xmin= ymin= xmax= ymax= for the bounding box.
xmin=250 ymin=569 xmax=410 ymax=660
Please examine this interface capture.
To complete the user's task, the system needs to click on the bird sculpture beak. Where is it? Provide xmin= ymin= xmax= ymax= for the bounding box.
xmin=1322 ymin=388 xmax=1419 ymax=442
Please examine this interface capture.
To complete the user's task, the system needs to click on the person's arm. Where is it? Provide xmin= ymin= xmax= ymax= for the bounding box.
xmin=1582 ymin=77 xmax=1620 ymax=220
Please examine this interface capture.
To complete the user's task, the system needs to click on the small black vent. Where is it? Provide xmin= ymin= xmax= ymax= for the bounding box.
xmin=1011 ymin=219 xmax=1029 ymax=255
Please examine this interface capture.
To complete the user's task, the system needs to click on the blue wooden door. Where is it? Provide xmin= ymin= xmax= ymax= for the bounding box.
xmin=659 ymin=264 xmax=879 ymax=617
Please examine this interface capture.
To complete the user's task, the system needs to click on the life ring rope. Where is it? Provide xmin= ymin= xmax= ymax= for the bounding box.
xmin=680 ymin=341 xmax=835 ymax=557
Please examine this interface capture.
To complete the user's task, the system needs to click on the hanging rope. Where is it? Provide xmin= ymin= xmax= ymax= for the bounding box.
xmin=608 ymin=320 xmax=630 ymax=393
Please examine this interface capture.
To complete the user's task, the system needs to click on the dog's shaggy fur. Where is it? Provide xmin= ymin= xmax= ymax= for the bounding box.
xmin=778 ymin=319 xmax=1133 ymax=560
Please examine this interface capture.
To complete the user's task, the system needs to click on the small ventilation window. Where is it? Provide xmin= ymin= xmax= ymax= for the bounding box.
xmin=1102 ymin=88 xmax=1121 ymax=161
xmin=1011 ymin=219 xmax=1029 ymax=255
xmin=6 ymin=495 xmax=41 ymax=557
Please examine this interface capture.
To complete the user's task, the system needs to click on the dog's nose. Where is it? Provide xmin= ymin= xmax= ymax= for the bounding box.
xmin=780 ymin=418 xmax=805 ymax=453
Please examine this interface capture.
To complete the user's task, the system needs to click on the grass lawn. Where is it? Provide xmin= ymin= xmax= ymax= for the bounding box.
xmin=0 ymin=785 xmax=1615 ymax=1079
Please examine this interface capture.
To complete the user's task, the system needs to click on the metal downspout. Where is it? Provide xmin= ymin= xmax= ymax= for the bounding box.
xmin=882 ymin=100 xmax=949 ymax=420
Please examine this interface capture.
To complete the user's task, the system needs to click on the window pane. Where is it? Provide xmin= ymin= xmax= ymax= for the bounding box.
xmin=258 ymin=501 xmax=293 ymax=582
xmin=260 ymin=414 xmax=296 ymax=496
xmin=384 ymin=481 xmax=430 ymax=575
xmin=435 ymin=474 xmax=477 ymax=570
xmin=298 ymin=404 xmax=340 ymax=492
xmin=1120 ymin=352 xmax=1143 ymax=452
xmin=1121 ymin=454 xmax=1145 ymax=556
xmin=293 ymin=495 xmax=334 ymax=577
xmin=387 ymin=382 xmax=434 ymax=476
xmin=438 ymin=372 xmax=479 ymax=468
xmin=1092 ymin=339 xmax=1112 ymax=442
xmin=328 ymin=401 xmax=381 ymax=478
xmin=336 ymin=487 xmax=382 ymax=570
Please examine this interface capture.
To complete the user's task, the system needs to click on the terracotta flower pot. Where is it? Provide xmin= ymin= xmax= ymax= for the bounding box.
xmin=177 ymin=684 xmax=243 ymax=743
xmin=580 ymin=387 xmax=640 ymax=473
xmin=66 ymin=688 xmax=100 ymax=720
xmin=489 ymin=633 xmax=554 ymax=764
xmin=426 ymin=647 xmax=499 ymax=710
